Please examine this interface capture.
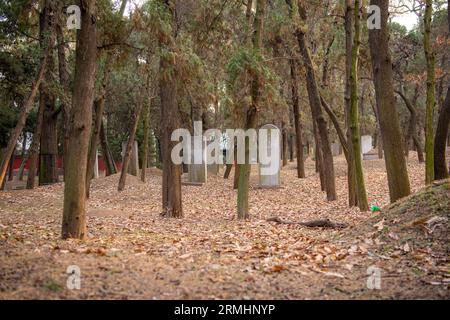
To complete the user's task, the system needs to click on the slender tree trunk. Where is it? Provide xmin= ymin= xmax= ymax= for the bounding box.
xmin=282 ymin=122 xmax=288 ymax=167
xmin=314 ymin=126 xmax=326 ymax=191
xmin=141 ymin=102 xmax=150 ymax=182
xmin=289 ymin=58 xmax=305 ymax=178
xmin=62 ymin=0 xmax=97 ymax=239
xmin=86 ymin=97 xmax=105 ymax=197
xmin=39 ymin=0 xmax=58 ymax=186
xmin=368 ymin=0 xmax=411 ymax=203
xmin=434 ymin=87 xmax=450 ymax=180
xmin=224 ymin=165 xmax=232 ymax=179
xmin=433 ymin=3 xmax=450 ymax=180
xmin=99 ymin=119 xmax=117 ymax=176
xmin=86 ymin=61 xmax=111 ymax=196
xmin=18 ymin=134 xmax=28 ymax=181
xmin=289 ymin=134 xmax=294 ymax=162
xmin=396 ymin=88 xmax=425 ymax=163
xmin=56 ymin=4 xmax=70 ymax=180
xmin=118 ymin=103 xmax=143 ymax=191
xmin=39 ymin=82 xmax=58 ymax=185
xmin=233 ymin=149 xmax=239 ymax=189
xmin=423 ymin=0 xmax=436 ymax=184
xmin=26 ymin=99 xmax=46 ymax=189
xmin=345 ymin=0 xmax=357 ymax=207
xmin=292 ymin=0 xmax=336 ymax=201
xmin=7 ymin=149 xmax=15 ymax=181
xmin=320 ymin=96 xmax=349 ymax=161
xmin=237 ymin=0 xmax=267 ymax=219
xmin=378 ymin=129 xmax=384 ymax=159
xmin=350 ymin=0 xmax=368 ymax=211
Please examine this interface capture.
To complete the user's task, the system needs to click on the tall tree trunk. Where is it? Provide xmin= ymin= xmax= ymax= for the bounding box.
xmin=433 ymin=2 xmax=449 ymax=180
xmin=56 ymin=3 xmax=71 ymax=180
xmin=141 ymin=102 xmax=150 ymax=182
xmin=237 ymin=0 xmax=267 ymax=219
xmin=118 ymin=103 xmax=143 ymax=191
xmin=39 ymin=0 xmax=58 ymax=186
xmin=62 ymin=0 xmax=97 ymax=239
xmin=350 ymin=0 xmax=369 ymax=211
xmin=159 ymin=0 xmax=182 ymax=218
xmin=423 ymin=0 xmax=436 ymax=184
xmin=86 ymin=98 xmax=105 ymax=197
xmin=86 ymin=63 xmax=110 ymax=197
xmin=289 ymin=58 xmax=306 ymax=178
xmin=86 ymin=0 xmax=127 ymax=191
xmin=290 ymin=0 xmax=336 ymax=201
xmin=395 ymin=88 xmax=425 ymax=163
xmin=99 ymin=119 xmax=117 ymax=176
xmin=224 ymin=163 xmax=232 ymax=179
xmin=7 ymin=149 xmax=15 ymax=181
xmin=345 ymin=0 xmax=357 ymax=207
xmin=368 ymin=0 xmax=411 ymax=203
xmin=320 ymin=96 xmax=349 ymax=161
xmin=26 ymin=99 xmax=46 ymax=189
xmin=434 ymin=87 xmax=450 ymax=180
xmin=282 ymin=122 xmax=288 ymax=167
xmin=314 ymin=126 xmax=326 ymax=191
xmin=289 ymin=134 xmax=294 ymax=162
xmin=233 ymin=149 xmax=239 ymax=189
xmin=18 ymin=134 xmax=28 ymax=181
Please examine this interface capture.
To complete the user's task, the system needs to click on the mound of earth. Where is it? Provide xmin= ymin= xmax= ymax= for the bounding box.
xmin=334 ymin=180 xmax=449 ymax=299
xmin=347 ymin=179 xmax=449 ymax=241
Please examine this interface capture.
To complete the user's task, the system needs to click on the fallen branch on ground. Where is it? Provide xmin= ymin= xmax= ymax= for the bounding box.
xmin=267 ymin=217 xmax=348 ymax=229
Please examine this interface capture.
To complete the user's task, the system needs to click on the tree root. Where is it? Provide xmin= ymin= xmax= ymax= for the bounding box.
xmin=267 ymin=217 xmax=348 ymax=229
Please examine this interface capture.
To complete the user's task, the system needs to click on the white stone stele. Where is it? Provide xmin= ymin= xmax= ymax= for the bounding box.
xmin=121 ymin=141 xmax=139 ymax=176
xmin=187 ymin=137 xmax=207 ymax=184
xmin=361 ymin=135 xmax=373 ymax=155
xmin=331 ymin=143 xmax=341 ymax=157
xmin=258 ymin=124 xmax=282 ymax=189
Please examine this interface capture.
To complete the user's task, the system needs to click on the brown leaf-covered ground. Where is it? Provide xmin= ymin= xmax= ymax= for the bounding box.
xmin=0 ymin=155 xmax=448 ymax=299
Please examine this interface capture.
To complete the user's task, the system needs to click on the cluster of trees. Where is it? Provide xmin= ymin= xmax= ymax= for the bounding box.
xmin=0 ymin=0 xmax=448 ymax=239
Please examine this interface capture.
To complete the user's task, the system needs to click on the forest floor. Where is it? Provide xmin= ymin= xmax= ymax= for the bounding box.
xmin=0 ymin=155 xmax=448 ymax=299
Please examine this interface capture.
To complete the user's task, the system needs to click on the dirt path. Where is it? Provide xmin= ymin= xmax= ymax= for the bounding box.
xmin=0 ymin=155 xmax=446 ymax=299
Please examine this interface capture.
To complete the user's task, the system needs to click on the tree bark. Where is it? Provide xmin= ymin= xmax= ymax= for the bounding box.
xmin=368 ymin=0 xmax=411 ymax=203
xmin=99 ymin=119 xmax=117 ymax=176
xmin=39 ymin=0 xmax=58 ymax=186
xmin=86 ymin=62 xmax=111 ymax=197
xmin=26 ymin=99 xmax=46 ymax=189
xmin=344 ymin=0 xmax=357 ymax=207
xmin=289 ymin=58 xmax=306 ymax=178
xmin=395 ymin=88 xmax=425 ymax=162
xmin=86 ymin=97 xmax=105 ymax=197
xmin=237 ymin=0 xmax=267 ymax=219
xmin=159 ymin=0 xmax=182 ymax=218
xmin=141 ymin=102 xmax=150 ymax=182
xmin=62 ymin=0 xmax=97 ymax=239
xmin=350 ymin=0 xmax=369 ymax=211
xmin=18 ymin=134 xmax=28 ymax=181
xmin=118 ymin=103 xmax=143 ymax=191
xmin=291 ymin=0 xmax=336 ymax=201
xmin=282 ymin=122 xmax=288 ymax=167
xmin=434 ymin=87 xmax=450 ymax=180
xmin=320 ymin=96 xmax=349 ymax=161
xmin=423 ymin=0 xmax=436 ymax=184
xmin=56 ymin=3 xmax=71 ymax=179
xmin=7 ymin=149 xmax=15 ymax=182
